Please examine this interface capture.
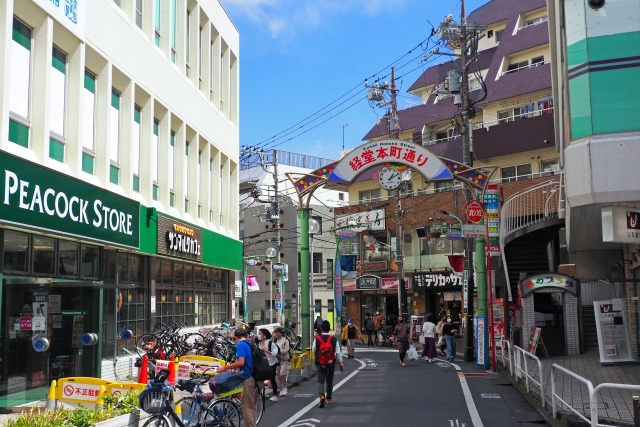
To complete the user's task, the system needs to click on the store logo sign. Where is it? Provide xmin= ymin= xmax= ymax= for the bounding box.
xmin=0 ymin=153 xmax=139 ymax=248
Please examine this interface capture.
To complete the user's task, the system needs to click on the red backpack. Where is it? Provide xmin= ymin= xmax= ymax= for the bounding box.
xmin=316 ymin=335 xmax=336 ymax=366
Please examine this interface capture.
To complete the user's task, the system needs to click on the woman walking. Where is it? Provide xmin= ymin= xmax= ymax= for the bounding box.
xmin=436 ymin=314 xmax=447 ymax=357
xmin=392 ymin=315 xmax=411 ymax=367
xmin=421 ymin=314 xmax=437 ymax=362
xmin=258 ymin=328 xmax=280 ymax=401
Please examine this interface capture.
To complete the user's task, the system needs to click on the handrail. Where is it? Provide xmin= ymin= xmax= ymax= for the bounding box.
xmin=513 ymin=345 xmax=545 ymax=408
xmin=591 ymin=383 xmax=640 ymax=427
xmin=551 ymin=363 xmax=594 ymax=422
xmin=500 ymin=174 xmax=564 ymax=299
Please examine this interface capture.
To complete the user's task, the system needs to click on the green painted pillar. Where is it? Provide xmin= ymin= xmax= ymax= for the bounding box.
xmin=298 ymin=208 xmax=311 ymax=349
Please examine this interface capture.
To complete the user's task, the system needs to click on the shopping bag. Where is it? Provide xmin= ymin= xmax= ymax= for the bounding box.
xmin=407 ymin=344 xmax=418 ymax=361
xmin=419 ymin=335 xmax=425 ymax=345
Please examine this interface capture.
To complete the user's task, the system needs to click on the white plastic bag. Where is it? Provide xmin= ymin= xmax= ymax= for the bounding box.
xmin=407 ymin=344 xmax=418 ymax=361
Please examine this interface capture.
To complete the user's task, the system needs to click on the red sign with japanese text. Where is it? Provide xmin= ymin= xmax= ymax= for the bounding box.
xmin=465 ymin=201 xmax=484 ymax=224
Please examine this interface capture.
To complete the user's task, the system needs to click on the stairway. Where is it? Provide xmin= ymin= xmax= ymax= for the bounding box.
xmin=581 ymin=305 xmax=598 ymax=349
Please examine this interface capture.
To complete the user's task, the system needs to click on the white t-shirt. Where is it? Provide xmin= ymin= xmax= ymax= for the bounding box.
xmin=261 ymin=339 xmax=280 ymax=366
xmin=422 ymin=321 xmax=436 ymax=338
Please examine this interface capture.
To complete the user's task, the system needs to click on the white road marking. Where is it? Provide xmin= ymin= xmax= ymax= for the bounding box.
xmin=278 ymin=359 xmax=366 ymax=427
xmin=449 ymin=361 xmax=484 ymax=427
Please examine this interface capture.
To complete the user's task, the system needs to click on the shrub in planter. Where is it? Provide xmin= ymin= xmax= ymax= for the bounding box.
xmin=6 ymin=390 xmax=141 ymax=427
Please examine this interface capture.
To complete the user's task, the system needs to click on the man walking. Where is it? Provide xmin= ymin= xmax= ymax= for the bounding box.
xmin=313 ymin=320 xmax=344 ymax=407
xmin=217 ymin=329 xmax=260 ymax=427
xmin=364 ymin=312 xmax=376 ymax=347
xmin=341 ymin=318 xmax=361 ymax=358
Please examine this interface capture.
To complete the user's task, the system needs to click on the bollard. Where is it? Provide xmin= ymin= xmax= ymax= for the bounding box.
xmin=633 ymin=396 xmax=640 ymax=427
xmin=301 ymin=348 xmax=312 ymax=379
xmin=95 ymin=385 xmax=107 ymax=409
xmin=45 ymin=380 xmax=57 ymax=410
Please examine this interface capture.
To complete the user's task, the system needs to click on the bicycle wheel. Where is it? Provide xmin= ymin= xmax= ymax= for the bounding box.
xmin=204 ymin=398 xmax=241 ymax=427
xmin=136 ymin=334 xmax=160 ymax=358
xmin=142 ymin=414 xmax=172 ymax=427
xmin=175 ymin=396 xmax=203 ymax=427
xmin=256 ymin=388 xmax=264 ymax=425
xmin=113 ymin=356 xmax=136 ymax=382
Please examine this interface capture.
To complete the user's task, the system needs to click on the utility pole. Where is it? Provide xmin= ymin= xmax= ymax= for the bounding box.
xmin=436 ymin=0 xmax=486 ymax=364
xmin=240 ymin=147 xmax=283 ymax=325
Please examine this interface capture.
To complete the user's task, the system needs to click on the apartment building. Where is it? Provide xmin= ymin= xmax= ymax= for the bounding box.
xmin=0 ymin=0 xmax=240 ymax=398
xmin=336 ymin=0 xmax=568 ymax=349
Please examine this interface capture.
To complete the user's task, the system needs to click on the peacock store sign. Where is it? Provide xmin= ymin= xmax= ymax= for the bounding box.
xmin=1 ymin=152 xmax=139 ymax=248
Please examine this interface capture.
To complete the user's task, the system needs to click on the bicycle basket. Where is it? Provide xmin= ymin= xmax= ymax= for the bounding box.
xmin=139 ymin=388 xmax=171 ymax=415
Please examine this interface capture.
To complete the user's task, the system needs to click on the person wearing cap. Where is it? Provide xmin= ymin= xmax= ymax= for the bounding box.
xmin=273 ymin=327 xmax=290 ymax=396
xmin=340 ymin=318 xmax=361 ymax=359
xmin=217 ymin=328 xmax=260 ymax=427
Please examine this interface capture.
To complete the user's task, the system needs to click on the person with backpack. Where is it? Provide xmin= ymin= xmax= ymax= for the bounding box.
xmin=273 ymin=327 xmax=290 ymax=396
xmin=217 ymin=328 xmax=260 ymax=427
xmin=340 ymin=318 xmax=361 ymax=358
xmin=313 ymin=320 xmax=344 ymax=408
xmin=364 ymin=313 xmax=376 ymax=347
xmin=314 ymin=315 xmax=324 ymax=334
xmin=258 ymin=328 xmax=280 ymax=402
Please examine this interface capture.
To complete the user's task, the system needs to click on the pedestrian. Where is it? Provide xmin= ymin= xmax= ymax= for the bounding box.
xmin=436 ymin=303 xmax=447 ymax=320
xmin=436 ymin=314 xmax=447 ymax=356
xmin=392 ymin=315 xmax=411 ymax=367
xmin=216 ymin=329 xmax=260 ymax=427
xmin=450 ymin=302 xmax=462 ymax=326
xmin=273 ymin=327 xmax=290 ymax=396
xmin=258 ymin=328 xmax=280 ymax=401
xmin=421 ymin=314 xmax=437 ymax=362
xmin=314 ymin=315 xmax=324 ymax=334
xmin=364 ymin=312 xmax=376 ymax=347
xmin=341 ymin=318 xmax=361 ymax=358
xmin=313 ymin=320 xmax=344 ymax=407
xmin=375 ymin=310 xmax=384 ymax=328
xmin=443 ymin=316 xmax=459 ymax=362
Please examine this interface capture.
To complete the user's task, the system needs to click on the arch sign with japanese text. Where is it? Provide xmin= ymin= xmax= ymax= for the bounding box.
xmin=327 ymin=140 xmax=453 ymax=185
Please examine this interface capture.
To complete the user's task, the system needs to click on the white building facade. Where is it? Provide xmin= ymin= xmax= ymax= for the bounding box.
xmin=0 ymin=0 xmax=240 ymax=396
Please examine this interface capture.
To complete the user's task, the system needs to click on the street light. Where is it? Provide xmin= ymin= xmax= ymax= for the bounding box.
xmin=266 ymin=247 xmax=277 ymax=323
xmin=308 ymin=218 xmax=320 ymax=338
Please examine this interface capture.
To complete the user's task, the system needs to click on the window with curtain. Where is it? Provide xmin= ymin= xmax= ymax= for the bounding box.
xmin=110 ymin=89 xmax=121 ymax=184
xmin=82 ymin=69 xmax=96 ymax=173
xmin=132 ymin=106 xmax=141 ymax=191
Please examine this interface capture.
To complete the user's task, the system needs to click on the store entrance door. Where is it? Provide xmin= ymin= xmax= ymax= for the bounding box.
xmin=1 ymin=279 xmax=100 ymax=396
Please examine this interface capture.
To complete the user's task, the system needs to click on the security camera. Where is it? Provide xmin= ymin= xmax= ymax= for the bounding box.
xmin=587 ymin=0 xmax=605 ymax=9
xmin=445 ymin=13 xmax=454 ymax=23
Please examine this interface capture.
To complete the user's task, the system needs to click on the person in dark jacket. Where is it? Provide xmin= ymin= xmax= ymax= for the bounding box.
xmin=364 ymin=313 xmax=376 ymax=347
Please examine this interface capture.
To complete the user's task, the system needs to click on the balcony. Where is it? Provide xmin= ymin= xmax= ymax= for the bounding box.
xmin=473 ymin=111 xmax=555 ymax=160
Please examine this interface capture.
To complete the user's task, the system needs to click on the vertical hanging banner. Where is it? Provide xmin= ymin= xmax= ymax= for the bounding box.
xmin=484 ymin=185 xmax=501 ymax=254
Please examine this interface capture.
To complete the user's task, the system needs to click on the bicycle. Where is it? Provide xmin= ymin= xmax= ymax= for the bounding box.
xmin=140 ymin=369 xmax=264 ymax=426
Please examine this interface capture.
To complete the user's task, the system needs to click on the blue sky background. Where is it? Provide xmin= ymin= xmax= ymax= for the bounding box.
xmin=219 ymin=0 xmax=489 ymax=161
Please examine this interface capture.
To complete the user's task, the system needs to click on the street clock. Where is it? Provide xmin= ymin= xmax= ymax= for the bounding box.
xmin=378 ymin=167 xmax=402 ymax=191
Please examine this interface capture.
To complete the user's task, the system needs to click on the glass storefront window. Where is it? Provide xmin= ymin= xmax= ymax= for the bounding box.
xmin=118 ymin=252 xmax=128 ymax=281
xmin=184 ymin=264 xmax=193 ymax=288
xmin=33 ymin=236 xmax=55 ymax=275
xmin=174 ymin=263 xmax=183 ymax=286
xmin=161 ymin=261 xmax=172 ymax=285
xmin=58 ymin=241 xmax=79 ymax=276
xmin=130 ymin=255 xmax=141 ymax=282
xmin=3 ymin=230 xmax=29 ymax=273
xmin=194 ymin=266 xmax=202 ymax=287
xmin=81 ymin=244 xmax=99 ymax=278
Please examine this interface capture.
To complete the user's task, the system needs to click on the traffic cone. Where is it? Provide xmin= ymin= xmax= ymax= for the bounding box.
xmin=138 ymin=355 xmax=149 ymax=384
xmin=167 ymin=355 xmax=176 ymax=385
xmin=45 ymin=380 xmax=57 ymax=410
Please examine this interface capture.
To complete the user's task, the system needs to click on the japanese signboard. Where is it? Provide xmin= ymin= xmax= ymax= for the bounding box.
xmin=413 ymin=272 xmax=463 ymax=290
xmin=356 ymin=275 xmax=381 ymax=290
xmin=519 ymin=273 xmax=578 ymax=297
xmin=594 ymin=299 xmax=634 ymax=364
xmin=335 ymin=208 xmax=386 ymax=232
xmin=602 ymin=206 xmax=640 ymax=243
xmin=483 ymin=185 xmax=501 ymax=254
xmin=157 ymin=215 xmax=202 ymax=262
xmin=327 ymin=139 xmax=453 ymax=186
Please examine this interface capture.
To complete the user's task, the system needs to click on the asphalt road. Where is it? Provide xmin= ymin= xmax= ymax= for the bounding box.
xmin=257 ymin=347 xmax=549 ymax=427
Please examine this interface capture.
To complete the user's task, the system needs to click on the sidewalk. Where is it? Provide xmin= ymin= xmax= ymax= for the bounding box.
xmin=500 ymin=347 xmax=640 ymax=426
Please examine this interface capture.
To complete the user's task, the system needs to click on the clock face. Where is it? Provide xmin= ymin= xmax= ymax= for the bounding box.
xmin=378 ymin=167 xmax=402 ymax=190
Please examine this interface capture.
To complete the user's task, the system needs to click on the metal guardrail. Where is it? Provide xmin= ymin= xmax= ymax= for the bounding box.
xmin=591 ymin=383 xmax=640 ymax=427
xmin=551 ymin=363 xmax=594 ymax=423
xmin=512 ymin=345 xmax=546 ymax=409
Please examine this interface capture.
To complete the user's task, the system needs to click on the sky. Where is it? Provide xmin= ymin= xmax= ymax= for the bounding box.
xmin=218 ymin=0 xmax=489 ymax=162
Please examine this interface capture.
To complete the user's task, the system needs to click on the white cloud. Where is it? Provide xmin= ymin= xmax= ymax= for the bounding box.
xmin=220 ymin=0 xmax=410 ymax=39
